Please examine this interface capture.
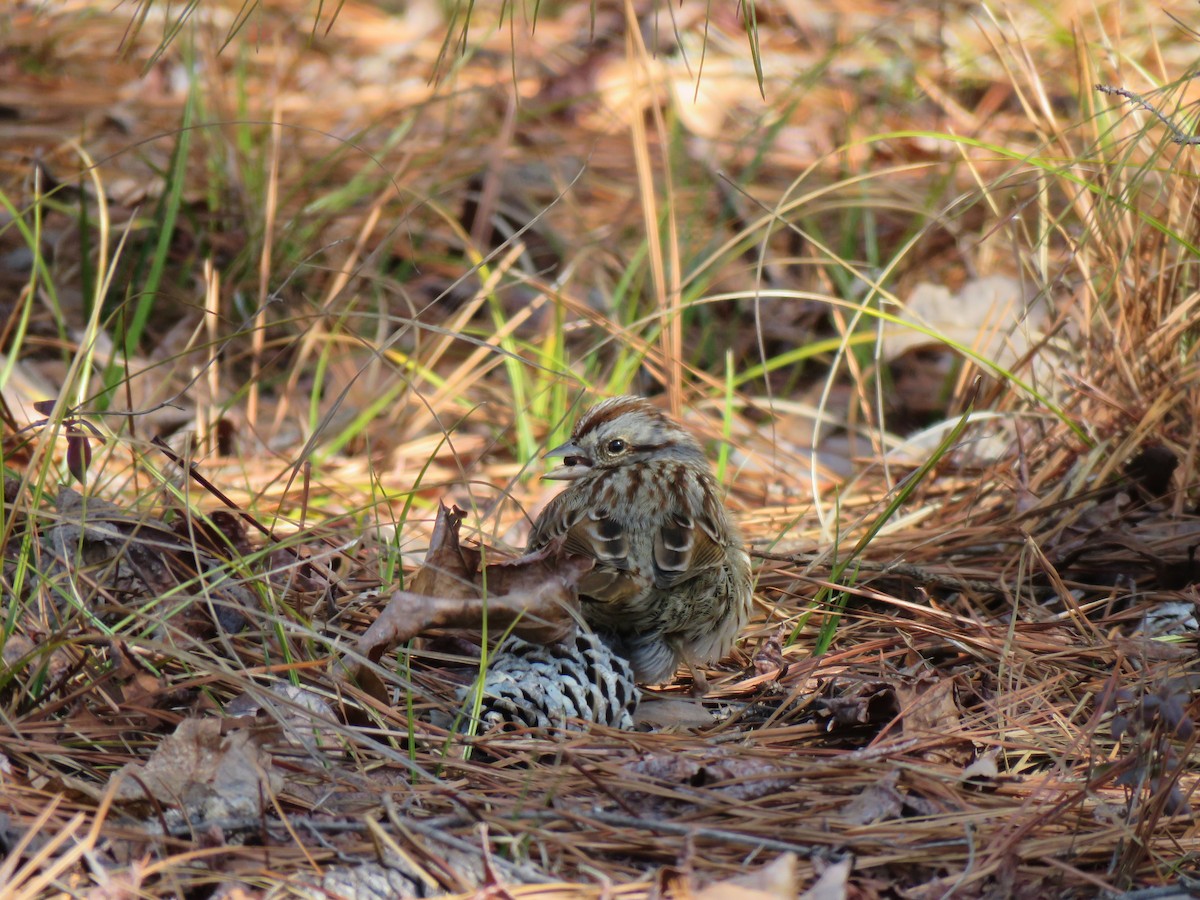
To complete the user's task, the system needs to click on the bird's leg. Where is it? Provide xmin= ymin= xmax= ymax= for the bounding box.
xmin=682 ymin=652 xmax=710 ymax=697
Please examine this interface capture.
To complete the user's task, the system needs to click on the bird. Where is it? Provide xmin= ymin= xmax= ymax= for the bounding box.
xmin=526 ymin=396 xmax=752 ymax=688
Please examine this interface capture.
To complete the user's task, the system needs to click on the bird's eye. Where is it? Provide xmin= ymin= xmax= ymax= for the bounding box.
xmin=606 ymin=439 xmax=627 ymax=454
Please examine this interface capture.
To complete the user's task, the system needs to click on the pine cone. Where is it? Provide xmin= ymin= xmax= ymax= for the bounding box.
xmin=463 ymin=630 xmax=638 ymax=731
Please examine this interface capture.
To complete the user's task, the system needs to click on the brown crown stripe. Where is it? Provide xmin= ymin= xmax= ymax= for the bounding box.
xmin=574 ymin=397 xmax=664 ymax=438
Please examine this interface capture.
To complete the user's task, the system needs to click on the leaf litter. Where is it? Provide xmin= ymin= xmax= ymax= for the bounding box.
xmin=5 ymin=433 xmax=1200 ymax=897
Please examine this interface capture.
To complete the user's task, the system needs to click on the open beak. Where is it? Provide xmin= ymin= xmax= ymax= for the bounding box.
xmin=543 ymin=440 xmax=592 ymax=480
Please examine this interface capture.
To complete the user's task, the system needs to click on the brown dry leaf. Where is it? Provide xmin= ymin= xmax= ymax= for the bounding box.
xmin=753 ymin=625 xmax=788 ymax=675
xmin=799 ymin=856 xmax=852 ymax=900
xmin=48 ymin=488 xmax=180 ymax=597
xmin=407 ymin=501 xmax=481 ymax=599
xmin=46 ymin=487 xmax=257 ymax=635
xmin=839 ymin=771 xmax=905 ymax=826
xmin=818 ymin=679 xmax=899 ymax=728
xmin=695 ymin=852 xmax=801 ymax=900
xmin=359 ymin=503 xmax=589 ymax=659
xmin=633 ymin=693 xmax=716 ymax=729
xmin=620 ymin=749 xmax=794 ymax=807
xmin=883 ymin=275 xmax=1053 ymax=434
xmin=82 ymin=861 xmax=150 ymax=900
xmin=55 ymin=642 xmax=183 ymax=737
xmin=110 ymin=671 xmax=175 ymax=730
xmin=1 ymin=634 xmax=75 ymax=690
xmin=884 ymin=275 xmax=1045 ymax=364
xmin=894 ymin=676 xmax=973 ymax=766
xmin=961 ymin=750 xmax=1001 ymax=784
xmin=112 ymin=718 xmax=281 ymax=819
xmin=818 ymin=674 xmax=969 ymax=762
xmin=894 ymin=676 xmax=960 ymax=738
xmin=264 ymin=685 xmax=340 ymax=751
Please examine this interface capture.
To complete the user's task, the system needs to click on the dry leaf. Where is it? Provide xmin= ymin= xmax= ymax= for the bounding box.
xmin=46 ymin=487 xmax=257 ymax=635
xmin=620 ymin=749 xmax=794 ymax=808
xmin=753 ymin=625 xmax=788 ymax=675
xmin=883 ymin=275 xmax=1044 ymax=364
xmin=799 ymin=856 xmax=852 ymax=900
xmin=695 ymin=852 xmax=801 ymax=899
xmin=112 ymin=718 xmax=281 ymax=820
xmin=633 ymin=693 xmax=717 ymax=729
xmin=818 ymin=679 xmax=899 ymax=728
xmin=894 ymin=676 xmax=960 ymax=738
xmin=961 ymin=750 xmax=1000 ymax=783
xmin=359 ymin=503 xmax=590 ymax=659
xmin=839 ymin=771 xmax=905 ymax=825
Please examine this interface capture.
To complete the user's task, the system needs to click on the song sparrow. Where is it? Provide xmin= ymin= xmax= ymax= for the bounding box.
xmin=527 ymin=396 xmax=752 ymax=686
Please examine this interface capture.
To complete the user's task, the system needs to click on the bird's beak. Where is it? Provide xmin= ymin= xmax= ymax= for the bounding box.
xmin=543 ymin=440 xmax=592 ymax=480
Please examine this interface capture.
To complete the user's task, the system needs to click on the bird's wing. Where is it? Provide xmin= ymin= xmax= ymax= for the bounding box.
xmin=529 ymin=490 xmax=647 ymax=604
xmin=651 ymin=479 xmax=728 ymax=589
